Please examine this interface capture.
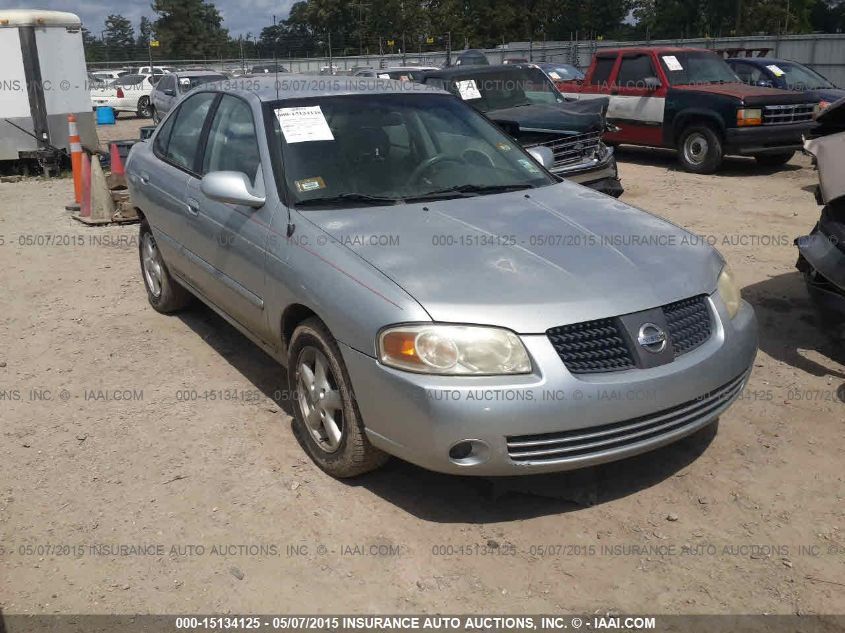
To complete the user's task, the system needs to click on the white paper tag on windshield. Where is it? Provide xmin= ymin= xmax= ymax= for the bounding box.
xmin=378 ymin=73 xmax=390 ymax=79
xmin=274 ymin=106 xmax=334 ymax=143
xmin=456 ymin=79 xmax=482 ymax=100
xmin=549 ymin=71 xmax=561 ymax=80
xmin=662 ymin=55 xmax=683 ymax=71
xmin=766 ymin=64 xmax=785 ymax=77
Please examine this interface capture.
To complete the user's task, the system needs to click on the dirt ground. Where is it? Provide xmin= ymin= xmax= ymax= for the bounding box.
xmin=1 ymin=116 xmax=843 ymax=616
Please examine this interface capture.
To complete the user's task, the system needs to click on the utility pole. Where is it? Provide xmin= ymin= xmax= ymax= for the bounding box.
xmin=328 ymin=32 xmax=333 ymax=74
xmin=239 ymin=35 xmax=244 ymax=73
xmin=272 ymin=15 xmax=278 ymax=71
xmin=446 ymin=31 xmax=451 ymax=66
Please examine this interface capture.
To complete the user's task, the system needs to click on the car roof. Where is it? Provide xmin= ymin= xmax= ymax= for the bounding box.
xmin=726 ymin=57 xmax=793 ymax=65
xmin=175 ymin=70 xmax=226 ymax=77
xmin=422 ymin=63 xmax=541 ymax=78
xmin=595 ymin=46 xmax=710 ymax=56
xmin=197 ymin=74 xmax=448 ymax=102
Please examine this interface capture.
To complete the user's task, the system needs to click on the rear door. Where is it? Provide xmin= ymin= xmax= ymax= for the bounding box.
xmin=146 ymin=91 xmax=218 ymax=288
xmin=185 ymin=94 xmax=272 ymax=339
xmin=607 ymin=52 xmax=667 ymax=146
xmin=151 ymin=74 xmax=174 ymax=114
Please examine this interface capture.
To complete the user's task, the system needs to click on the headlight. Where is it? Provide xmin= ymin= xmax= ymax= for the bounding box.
xmin=717 ymin=265 xmax=741 ymax=319
xmin=378 ymin=324 xmax=531 ymax=375
xmin=736 ymin=108 xmax=762 ymax=126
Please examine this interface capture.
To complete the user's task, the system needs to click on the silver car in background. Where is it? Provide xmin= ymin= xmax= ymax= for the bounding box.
xmin=126 ymin=76 xmax=757 ymax=478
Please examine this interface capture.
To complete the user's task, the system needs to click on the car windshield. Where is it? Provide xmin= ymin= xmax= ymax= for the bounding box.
xmin=545 ymin=65 xmax=584 ymax=80
xmin=658 ymin=51 xmax=740 ymax=85
xmin=439 ymin=67 xmax=563 ymax=112
xmin=773 ymin=61 xmax=834 ymax=90
xmin=268 ymin=93 xmax=555 ymax=207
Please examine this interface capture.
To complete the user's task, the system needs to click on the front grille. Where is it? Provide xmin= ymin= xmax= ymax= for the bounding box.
xmin=663 ymin=296 xmax=711 ymax=356
xmin=547 ymin=295 xmax=712 ymax=374
xmin=762 ymin=103 xmax=815 ymax=125
xmin=527 ymin=130 xmax=602 ymax=168
xmin=547 ymin=318 xmax=635 ymax=374
xmin=506 ymin=372 xmax=746 ymax=463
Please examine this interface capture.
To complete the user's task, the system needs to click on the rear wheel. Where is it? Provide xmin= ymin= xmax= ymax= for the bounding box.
xmin=677 ymin=125 xmax=723 ymax=174
xmin=137 ymin=96 xmax=152 ymax=118
xmin=139 ymin=220 xmax=192 ymax=313
xmin=288 ymin=318 xmax=388 ymax=478
xmin=754 ymin=151 xmax=794 ymax=167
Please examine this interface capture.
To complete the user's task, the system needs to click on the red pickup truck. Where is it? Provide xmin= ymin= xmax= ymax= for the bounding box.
xmin=555 ymin=46 xmax=819 ymax=173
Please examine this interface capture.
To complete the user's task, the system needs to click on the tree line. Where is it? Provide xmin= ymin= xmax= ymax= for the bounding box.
xmin=83 ymin=0 xmax=845 ymax=64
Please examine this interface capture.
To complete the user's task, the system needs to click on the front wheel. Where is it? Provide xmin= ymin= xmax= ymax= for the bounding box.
xmin=288 ymin=318 xmax=388 ymax=478
xmin=137 ymin=96 xmax=152 ymax=119
xmin=677 ymin=125 xmax=723 ymax=174
xmin=754 ymin=151 xmax=794 ymax=167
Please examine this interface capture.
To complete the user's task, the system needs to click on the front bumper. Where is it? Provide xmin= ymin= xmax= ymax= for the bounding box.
xmin=724 ymin=121 xmax=816 ymax=155
xmin=342 ymin=294 xmax=758 ymax=476
xmin=553 ymin=151 xmax=623 ymax=197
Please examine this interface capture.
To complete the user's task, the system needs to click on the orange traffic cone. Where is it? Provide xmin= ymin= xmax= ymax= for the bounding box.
xmin=108 ymin=142 xmax=127 ymax=188
xmin=66 ymin=114 xmax=83 ymax=210
xmin=80 ymin=152 xmax=91 ymax=218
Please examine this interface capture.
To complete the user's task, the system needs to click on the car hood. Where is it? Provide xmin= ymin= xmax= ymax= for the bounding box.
xmin=807 ymin=88 xmax=845 ymax=103
xmin=487 ymin=98 xmax=608 ymax=134
xmin=672 ymin=82 xmax=810 ymax=104
xmin=300 ymin=182 xmax=723 ymax=333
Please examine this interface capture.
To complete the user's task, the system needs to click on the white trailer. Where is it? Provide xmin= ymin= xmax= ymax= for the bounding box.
xmin=0 ymin=10 xmax=97 ymax=168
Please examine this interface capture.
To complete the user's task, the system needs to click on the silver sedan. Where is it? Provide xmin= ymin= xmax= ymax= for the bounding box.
xmin=126 ymin=76 xmax=757 ymax=478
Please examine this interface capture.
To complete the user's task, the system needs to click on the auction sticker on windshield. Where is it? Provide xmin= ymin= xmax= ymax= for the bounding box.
xmin=766 ymin=64 xmax=785 ymax=77
xmin=456 ymin=79 xmax=482 ymax=100
xmin=275 ymin=106 xmax=335 ymax=143
xmin=662 ymin=55 xmax=683 ymax=71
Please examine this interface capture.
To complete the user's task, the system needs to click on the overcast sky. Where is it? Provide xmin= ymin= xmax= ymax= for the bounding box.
xmin=12 ymin=0 xmax=296 ymax=37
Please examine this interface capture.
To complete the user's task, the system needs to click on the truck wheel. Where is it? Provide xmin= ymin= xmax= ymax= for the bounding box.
xmin=137 ymin=96 xmax=152 ymax=118
xmin=754 ymin=151 xmax=794 ymax=168
xmin=139 ymin=220 xmax=192 ymax=313
xmin=288 ymin=317 xmax=389 ymax=478
xmin=677 ymin=125 xmax=723 ymax=174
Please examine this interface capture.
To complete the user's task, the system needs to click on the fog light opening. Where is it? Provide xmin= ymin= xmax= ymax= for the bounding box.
xmin=448 ymin=439 xmax=491 ymax=466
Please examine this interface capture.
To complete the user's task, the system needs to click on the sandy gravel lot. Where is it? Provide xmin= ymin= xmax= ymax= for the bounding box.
xmin=0 ymin=117 xmax=843 ymax=616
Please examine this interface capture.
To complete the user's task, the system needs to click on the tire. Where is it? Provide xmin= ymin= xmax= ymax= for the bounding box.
xmin=137 ymin=96 xmax=152 ymax=119
xmin=677 ymin=124 xmax=723 ymax=174
xmin=754 ymin=151 xmax=794 ymax=167
xmin=139 ymin=220 xmax=192 ymax=313
xmin=288 ymin=317 xmax=388 ymax=478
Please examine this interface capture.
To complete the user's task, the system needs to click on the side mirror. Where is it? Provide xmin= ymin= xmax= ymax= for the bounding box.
xmin=526 ymin=146 xmax=555 ymax=170
xmin=201 ymin=171 xmax=265 ymax=208
xmin=644 ymin=77 xmax=660 ymax=91
xmin=163 ymin=88 xmax=175 ymax=96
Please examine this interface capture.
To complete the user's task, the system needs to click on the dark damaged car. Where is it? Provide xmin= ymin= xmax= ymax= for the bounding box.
xmin=420 ymin=64 xmax=623 ymax=197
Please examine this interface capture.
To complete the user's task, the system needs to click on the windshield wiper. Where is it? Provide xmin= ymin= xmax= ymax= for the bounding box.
xmin=295 ymin=193 xmax=400 ymax=208
xmin=404 ymin=183 xmax=534 ymax=202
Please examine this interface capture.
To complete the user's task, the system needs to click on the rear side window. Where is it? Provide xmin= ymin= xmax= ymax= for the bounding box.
xmin=617 ymin=55 xmax=657 ymax=88
xmin=590 ymin=56 xmax=616 ymax=86
xmin=202 ymin=95 xmax=261 ymax=186
xmin=161 ymin=92 xmax=217 ymax=172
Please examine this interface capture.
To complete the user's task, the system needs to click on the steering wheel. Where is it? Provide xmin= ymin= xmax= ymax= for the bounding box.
xmin=409 ymin=154 xmax=464 ymax=184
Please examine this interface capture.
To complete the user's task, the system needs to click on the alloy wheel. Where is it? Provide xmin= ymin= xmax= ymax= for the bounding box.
xmin=296 ymin=347 xmax=344 ymax=453
xmin=141 ymin=232 xmax=163 ymax=298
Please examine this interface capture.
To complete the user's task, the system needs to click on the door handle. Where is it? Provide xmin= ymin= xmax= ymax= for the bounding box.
xmin=186 ymin=197 xmax=200 ymax=215
xmin=139 ymin=173 xmax=150 ymax=184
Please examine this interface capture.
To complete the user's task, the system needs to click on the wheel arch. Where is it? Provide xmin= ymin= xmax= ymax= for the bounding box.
xmin=670 ymin=110 xmax=726 ymax=145
xmin=280 ymin=303 xmax=323 ymax=354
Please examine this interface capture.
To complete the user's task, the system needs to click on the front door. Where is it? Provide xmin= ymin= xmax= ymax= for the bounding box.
xmin=186 ymin=94 xmax=273 ymax=340
xmin=607 ymin=53 xmax=667 ymax=147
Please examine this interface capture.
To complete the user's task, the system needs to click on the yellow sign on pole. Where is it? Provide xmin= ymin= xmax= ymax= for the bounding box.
xmin=150 ymin=39 xmax=160 ymax=47
xmin=426 ymin=36 xmax=434 ymax=44
xmin=387 ymin=39 xmax=395 ymax=46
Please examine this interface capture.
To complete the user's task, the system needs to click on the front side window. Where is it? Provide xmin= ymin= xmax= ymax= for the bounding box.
xmin=267 ymin=93 xmax=555 ymax=208
xmin=202 ymin=95 xmax=261 ymax=186
xmin=162 ymin=92 xmax=217 ymax=172
xmin=617 ymin=55 xmax=658 ymax=89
